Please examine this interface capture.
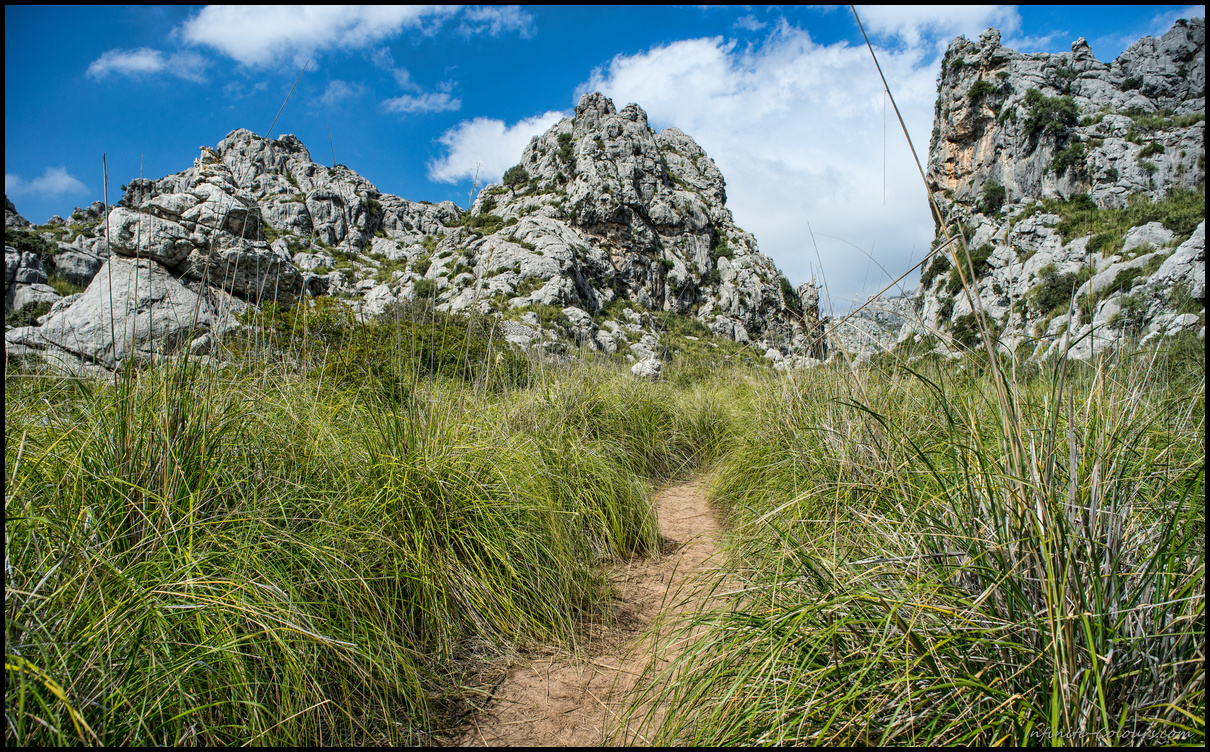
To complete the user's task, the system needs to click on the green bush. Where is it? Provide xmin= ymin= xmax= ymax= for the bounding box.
xmin=503 ymin=165 xmax=529 ymax=194
xmin=5 ymin=299 xmax=54 ymax=327
xmin=944 ymin=243 xmax=995 ymax=294
xmin=1137 ymin=141 xmax=1166 ymax=159
xmin=4 ymin=227 xmax=58 ymax=260
xmin=920 ymin=252 xmax=951 ymax=290
xmin=557 ymin=133 xmax=574 ymax=164
xmin=1023 ymin=88 xmax=1079 ymax=140
xmin=1024 ymin=187 xmax=1205 ymax=255
xmin=1029 ymin=263 xmax=1091 ymax=316
xmin=1050 ymin=141 xmax=1086 ymax=175
xmin=980 ymin=180 xmax=1006 ymax=214
xmin=967 ymin=78 xmax=995 ymax=105
xmin=412 ymin=278 xmax=437 ymax=299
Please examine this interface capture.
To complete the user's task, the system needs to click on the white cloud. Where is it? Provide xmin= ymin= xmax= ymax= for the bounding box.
xmin=576 ymin=21 xmax=953 ymax=309
xmin=178 ymin=6 xmax=457 ymax=66
xmin=428 ymin=111 xmax=567 ymax=184
xmin=382 ymin=91 xmax=461 ymax=115
xmin=855 ymin=5 xmax=1021 ymax=52
xmin=6 ymin=167 xmax=88 ymax=198
xmin=459 ymin=6 xmax=535 ymax=38
xmin=314 ymin=80 xmax=366 ymax=108
xmin=179 ymin=6 xmax=535 ymax=67
xmin=734 ymin=14 xmax=767 ymax=32
xmin=86 ymin=48 xmax=207 ymax=82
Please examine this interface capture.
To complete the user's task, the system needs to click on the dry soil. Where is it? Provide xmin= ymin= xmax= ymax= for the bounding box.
xmin=453 ymin=478 xmax=723 ymax=747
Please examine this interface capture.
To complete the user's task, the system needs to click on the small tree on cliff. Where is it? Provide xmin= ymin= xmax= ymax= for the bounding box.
xmin=503 ymin=165 xmax=529 ymax=196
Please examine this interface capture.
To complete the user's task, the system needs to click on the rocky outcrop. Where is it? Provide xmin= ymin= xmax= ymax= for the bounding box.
xmin=928 ymin=22 xmax=1203 ymax=212
xmin=9 ymin=255 xmax=244 ymax=369
xmin=10 ymin=94 xmax=822 ymax=370
xmin=899 ymin=19 xmax=1205 ymax=358
xmin=434 ymin=92 xmax=811 ymax=357
xmin=6 ymin=195 xmax=31 ymax=229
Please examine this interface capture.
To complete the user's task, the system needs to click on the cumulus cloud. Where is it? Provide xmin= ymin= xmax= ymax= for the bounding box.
xmin=6 ymin=167 xmax=88 ymax=198
xmin=179 ymin=6 xmax=534 ymax=67
xmin=178 ymin=6 xmax=456 ymax=66
xmin=575 ymin=20 xmax=969 ymax=308
xmin=86 ymin=48 xmax=207 ymax=82
xmin=382 ymin=91 xmax=461 ymax=115
xmin=222 ymin=80 xmax=270 ymax=101
xmin=428 ymin=111 xmax=567 ymax=184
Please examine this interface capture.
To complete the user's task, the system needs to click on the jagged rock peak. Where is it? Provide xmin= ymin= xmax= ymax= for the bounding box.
xmin=6 ymin=194 xmax=32 ymax=228
xmin=465 ymin=91 xmax=809 ymax=349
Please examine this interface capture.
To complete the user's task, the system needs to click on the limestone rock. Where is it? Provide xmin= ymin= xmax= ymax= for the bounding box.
xmin=11 ymin=283 xmax=60 ymax=312
xmin=5 ymin=195 xmax=31 ymax=228
xmin=13 ymin=251 xmax=47 ymax=285
xmin=33 ymin=256 xmax=244 ymax=369
xmin=107 ymin=207 xmax=195 ymax=267
xmin=51 ymin=246 xmax=105 ymax=287
xmin=630 ymin=356 xmax=662 ymax=380
xmin=447 ymin=91 xmax=809 ymax=351
xmin=893 ymin=19 xmax=1207 ymax=361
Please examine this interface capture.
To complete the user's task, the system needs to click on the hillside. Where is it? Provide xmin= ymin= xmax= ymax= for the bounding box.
xmin=900 ymin=20 xmax=1205 ymax=359
xmin=6 ymin=93 xmax=820 ymax=373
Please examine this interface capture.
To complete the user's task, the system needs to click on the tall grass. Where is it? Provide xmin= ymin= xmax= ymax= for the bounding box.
xmin=619 ymin=341 xmax=1205 ymax=746
xmin=4 ymin=310 xmax=738 ymax=744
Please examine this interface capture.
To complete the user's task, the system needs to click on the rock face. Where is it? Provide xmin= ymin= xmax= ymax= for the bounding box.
xmin=11 ymin=256 xmax=245 ymax=369
xmin=120 ymin=93 xmax=812 ymax=360
xmin=6 ymin=195 xmax=31 ymax=228
xmin=9 ymin=94 xmax=821 ymax=370
xmin=446 ymin=92 xmax=810 ymax=355
xmin=900 ymin=20 xmax=1205 ymax=358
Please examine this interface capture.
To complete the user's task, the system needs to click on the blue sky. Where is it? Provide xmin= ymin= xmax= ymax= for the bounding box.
xmin=5 ymin=5 xmax=1201 ymax=310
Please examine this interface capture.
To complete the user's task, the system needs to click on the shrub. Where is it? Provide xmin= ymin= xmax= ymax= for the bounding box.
xmin=1138 ymin=142 xmax=1166 ymax=159
xmin=1023 ymin=88 xmax=1079 ymax=140
xmin=1029 ymin=263 xmax=1091 ymax=316
xmin=557 ymin=133 xmax=574 ymax=164
xmin=4 ymin=228 xmax=58 ymax=260
xmin=949 ymin=312 xmax=998 ymax=349
xmin=5 ymin=299 xmax=54 ymax=327
xmin=1050 ymin=142 xmax=1086 ymax=175
xmin=980 ymin=180 xmax=1006 ymax=214
xmin=709 ymin=231 xmax=734 ymax=262
xmin=1110 ymin=292 xmax=1148 ymax=332
xmin=779 ymin=276 xmax=802 ymax=315
xmin=968 ymin=78 xmax=995 ymax=105
xmin=921 ymin=252 xmax=951 ymax=290
xmin=412 ymin=278 xmax=437 ymax=299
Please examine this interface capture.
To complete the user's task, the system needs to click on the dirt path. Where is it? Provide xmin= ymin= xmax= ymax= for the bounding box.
xmin=454 ymin=478 xmax=723 ymax=747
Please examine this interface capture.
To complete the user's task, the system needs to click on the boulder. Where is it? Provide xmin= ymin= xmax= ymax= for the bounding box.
xmin=630 ymin=356 xmax=662 ymax=380
xmin=33 ymin=255 xmax=243 ymax=369
xmin=51 ymin=247 xmax=105 ymax=287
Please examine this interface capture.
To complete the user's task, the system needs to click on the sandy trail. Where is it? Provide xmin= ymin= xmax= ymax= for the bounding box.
xmin=454 ymin=478 xmax=723 ymax=747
